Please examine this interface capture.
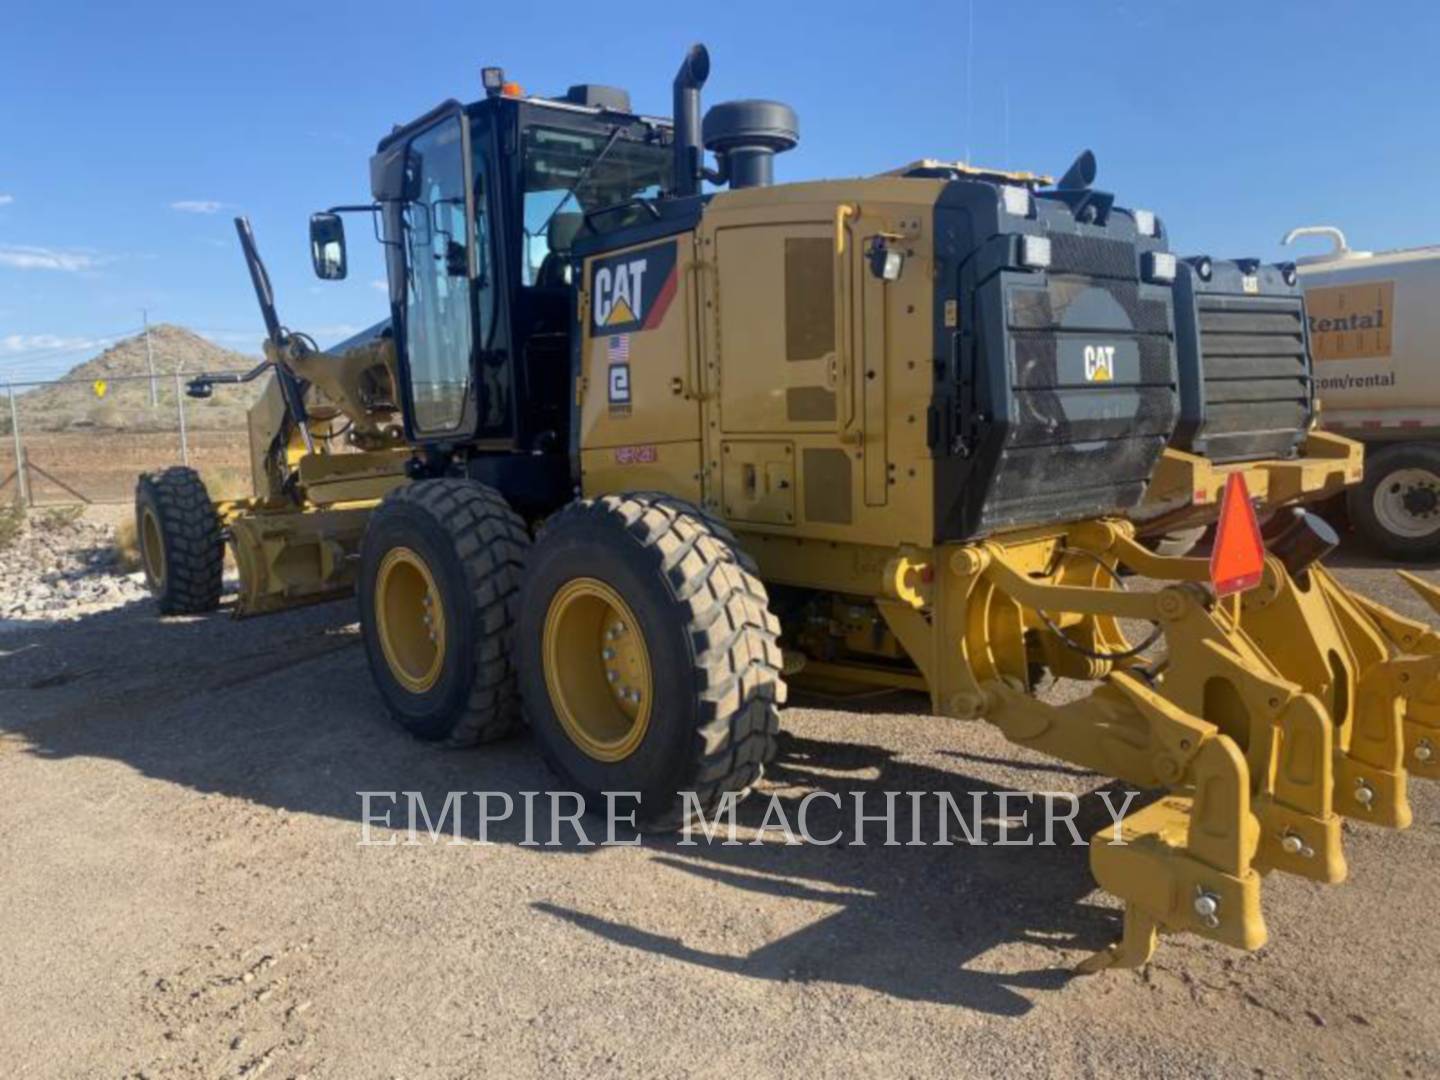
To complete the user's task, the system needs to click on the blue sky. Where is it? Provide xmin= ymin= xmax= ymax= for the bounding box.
xmin=1 ymin=0 xmax=1435 ymax=381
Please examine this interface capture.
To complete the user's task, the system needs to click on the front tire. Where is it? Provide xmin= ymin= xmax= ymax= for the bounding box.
xmin=1347 ymin=443 xmax=1440 ymax=561
xmin=134 ymin=466 xmax=224 ymax=615
xmin=518 ymin=493 xmax=785 ymax=830
xmin=359 ymin=479 xmax=529 ymax=745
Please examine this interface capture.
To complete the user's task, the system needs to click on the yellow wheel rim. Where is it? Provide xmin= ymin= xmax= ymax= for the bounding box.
xmin=375 ymin=546 xmax=446 ymax=694
xmin=543 ymin=577 xmax=653 ymax=762
xmin=140 ymin=505 xmax=166 ymax=587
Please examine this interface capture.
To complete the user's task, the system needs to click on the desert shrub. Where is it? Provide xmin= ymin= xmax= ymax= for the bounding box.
xmin=34 ymin=504 xmax=85 ymax=531
xmin=0 ymin=505 xmax=24 ymax=550
xmin=88 ymin=403 xmax=126 ymax=429
xmin=112 ymin=518 xmax=142 ymax=573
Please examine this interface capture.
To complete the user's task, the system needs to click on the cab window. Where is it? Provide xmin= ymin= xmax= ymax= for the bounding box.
xmin=519 ymin=124 xmax=671 ymax=287
xmin=402 ymin=118 xmax=474 ymax=433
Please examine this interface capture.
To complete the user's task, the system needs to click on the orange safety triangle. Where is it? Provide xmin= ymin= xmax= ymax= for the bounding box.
xmin=1210 ymin=471 xmax=1266 ymax=597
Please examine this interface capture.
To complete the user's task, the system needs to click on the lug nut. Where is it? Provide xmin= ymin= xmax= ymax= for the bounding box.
xmin=1280 ymin=832 xmax=1315 ymax=858
xmin=1355 ymin=780 xmax=1375 ymax=807
xmin=607 ymin=670 xmax=619 ymax=684
xmin=602 ymin=647 xmax=616 ymax=661
xmin=1193 ymin=890 xmax=1221 ymax=929
xmin=1417 ymin=740 xmax=1434 ymax=763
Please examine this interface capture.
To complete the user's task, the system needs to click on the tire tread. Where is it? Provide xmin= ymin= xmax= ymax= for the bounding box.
xmin=378 ymin=480 xmax=529 ymax=746
xmin=135 ymin=466 xmax=223 ymax=615
xmin=534 ymin=492 xmax=784 ymax=829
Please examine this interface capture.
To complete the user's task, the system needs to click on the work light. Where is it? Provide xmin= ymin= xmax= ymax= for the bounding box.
xmin=1144 ymin=251 xmax=1176 ymax=283
xmin=1019 ymin=234 xmax=1051 ymax=269
xmin=1000 ymin=185 xmax=1033 ymax=218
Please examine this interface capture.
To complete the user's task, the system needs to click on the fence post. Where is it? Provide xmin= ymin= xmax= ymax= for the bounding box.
xmin=7 ymin=383 xmax=30 ymax=508
xmin=174 ymin=372 xmax=190 ymax=467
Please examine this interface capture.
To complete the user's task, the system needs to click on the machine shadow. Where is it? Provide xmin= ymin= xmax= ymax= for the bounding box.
xmin=532 ymin=728 xmax=1140 ymax=1015
xmin=1327 ymin=545 xmax=1440 ymax=571
xmin=2 ymin=603 xmax=1131 ymax=1015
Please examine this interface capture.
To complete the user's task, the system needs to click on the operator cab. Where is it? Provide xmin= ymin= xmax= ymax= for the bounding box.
xmin=310 ymin=77 xmax=674 ymax=512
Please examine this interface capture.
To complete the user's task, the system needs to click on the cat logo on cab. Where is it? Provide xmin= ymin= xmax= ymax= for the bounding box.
xmin=1084 ymin=344 xmax=1116 ymax=383
xmin=589 ymin=240 xmax=679 ymax=334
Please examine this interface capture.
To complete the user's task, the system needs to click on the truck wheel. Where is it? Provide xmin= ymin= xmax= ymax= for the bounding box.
xmin=135 ymin=466 xmax=224 ymax=615
xmin=359 ymin=479 xmax=529 ymax=745
xmin=518 ymin=493 xmax=785 ymax=830
xmin=1347 ymin=443 xmax=1440 ymax=561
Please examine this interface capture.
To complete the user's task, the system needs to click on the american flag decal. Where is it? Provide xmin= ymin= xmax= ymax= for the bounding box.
xmin=607 ymin=335 xmax=630 ymax=363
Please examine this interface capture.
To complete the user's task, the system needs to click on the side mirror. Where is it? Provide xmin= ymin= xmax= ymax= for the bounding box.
xmin=309 ymin=212 xmax=347 ymax=280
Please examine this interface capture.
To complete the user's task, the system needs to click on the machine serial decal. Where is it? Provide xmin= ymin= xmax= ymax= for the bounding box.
xmin=590 ymin=240 xmax=679 ymax=333
xmin=614 ymin=444 xmax=658 ymax=464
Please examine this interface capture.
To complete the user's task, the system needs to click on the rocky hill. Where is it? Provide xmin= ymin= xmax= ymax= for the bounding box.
xmin=6 ymin=325 xmax=264 ymax=433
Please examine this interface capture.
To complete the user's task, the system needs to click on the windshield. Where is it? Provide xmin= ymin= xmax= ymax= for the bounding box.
xmin=519 ymin=123 xmax=671 ymax=286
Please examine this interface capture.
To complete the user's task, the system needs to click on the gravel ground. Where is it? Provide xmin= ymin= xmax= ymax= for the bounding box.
xmin=1 ymin=511 xmax=1438 ymax=1078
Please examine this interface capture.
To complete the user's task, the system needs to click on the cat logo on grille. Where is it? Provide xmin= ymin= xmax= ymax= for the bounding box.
xmin=1084 ymin=344 xmax=1116 ymax=382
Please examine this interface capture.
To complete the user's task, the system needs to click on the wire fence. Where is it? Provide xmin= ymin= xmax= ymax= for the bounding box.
xmin=2 ymin=371 xmax=259 ymax=507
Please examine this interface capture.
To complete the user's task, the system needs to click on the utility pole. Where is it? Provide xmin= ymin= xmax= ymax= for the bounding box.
xmin=174 ymin=367 xmax=190 ymax=466
xmin=142 ymin=308 xmax=158 ymax=407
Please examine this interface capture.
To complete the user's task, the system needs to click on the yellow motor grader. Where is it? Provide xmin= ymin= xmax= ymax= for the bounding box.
xmin=135 ymin=45 xmax=1440 ymax=972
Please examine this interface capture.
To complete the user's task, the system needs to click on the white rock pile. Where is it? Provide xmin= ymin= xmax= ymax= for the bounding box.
xmin=0 ymin=509 xmax=150 ymax=625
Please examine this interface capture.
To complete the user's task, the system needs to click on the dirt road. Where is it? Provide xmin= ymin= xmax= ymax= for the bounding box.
xmin=1 ymin=540 xmax=1438 ymax=1078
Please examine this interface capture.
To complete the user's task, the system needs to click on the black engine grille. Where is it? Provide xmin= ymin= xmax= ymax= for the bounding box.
xmin=951 ymin=253 xmax=1178 ymax=537
xmin=1186 ymin=291 xmax=1311 ymax=462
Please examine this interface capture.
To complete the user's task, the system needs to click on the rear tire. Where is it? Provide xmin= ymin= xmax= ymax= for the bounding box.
xmin=359 ymin=479 xmax=529 ymax=745
xmin=1347 ymin=443 xmax=1440 ymax=561
xmin=134 ymin=466 xmax=224 ymax=615
xmin=518 ymin=493 xmax=785 ymax=830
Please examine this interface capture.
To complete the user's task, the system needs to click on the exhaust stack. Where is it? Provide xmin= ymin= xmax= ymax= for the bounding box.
xmin=672 ymin=44 xmax=710 ymax=198
xmin=1058 ymin=149 xmax=1097 ymax=190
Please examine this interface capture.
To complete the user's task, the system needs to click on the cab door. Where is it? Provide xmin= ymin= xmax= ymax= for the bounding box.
xmin=390 ymin=109 xmax=511 ymax=444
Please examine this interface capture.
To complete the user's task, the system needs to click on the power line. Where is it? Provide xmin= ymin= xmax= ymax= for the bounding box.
xmin=0 ymin=328 xmax=144 ymax=368
xmin=964 ymin=0 xmax=974 ymax=164
xmin=0 ymin=327 xmax=143 ymax=353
